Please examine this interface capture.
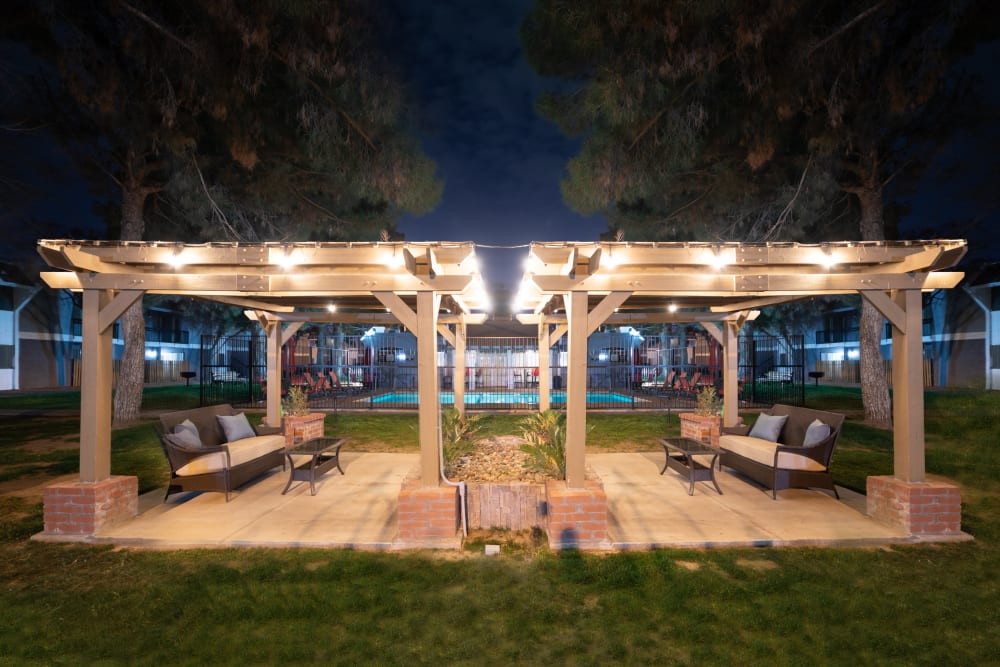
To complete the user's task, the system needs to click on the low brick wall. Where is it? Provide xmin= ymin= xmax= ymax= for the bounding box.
xmin=42 ymin=475 xmax=138 ymax=536
xmin=395 ymin=480 xmax=461 ymax=548
xmin=544 ymin=479 xmax=611 ymax=550
xmin=867 ymin=475 xmax=962 ymax=535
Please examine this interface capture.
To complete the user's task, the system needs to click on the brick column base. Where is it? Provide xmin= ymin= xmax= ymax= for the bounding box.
xmin=545 ymin=479 xmax=611 ymax=550
xmin=867 ymin=475 xmax=962 ymax=536
xmin=395 ymin=481 xmax=462 ymax=549
xmin=42 ymin=476 xmax=138 ymax=536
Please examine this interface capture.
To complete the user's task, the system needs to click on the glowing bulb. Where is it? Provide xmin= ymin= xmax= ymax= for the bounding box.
xmin=278 ymin=246 xmax=297 ymax=270
xmin=705 ymin=246 xmax=728 ymax=271
xmin=667 ymin=304 xmax=678 ymax=313
xmin=167 ymin=248 xmax=185 ymax=269
xmin=327 ymin=303 xmax=337 ymax=313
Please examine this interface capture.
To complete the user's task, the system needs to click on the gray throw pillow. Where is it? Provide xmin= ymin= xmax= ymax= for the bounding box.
xmin=173 ymin=419 xmax=201 ymax=447
xmin=749 ymin=413 xmax=788 ymax=442
xmin=165 ymin=432 xmax=200 ymax=450
xmin=803 ymin=419 xmax=832 ymax=446
xmin=217 ymin=413 xmax=256 ymax=442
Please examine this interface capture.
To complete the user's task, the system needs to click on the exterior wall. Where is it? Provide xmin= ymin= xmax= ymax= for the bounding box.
xmin=803 ymin=289 xmax=993 ymax=389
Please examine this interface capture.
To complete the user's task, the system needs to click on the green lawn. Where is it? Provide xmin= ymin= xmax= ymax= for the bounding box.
xmin=0 ymin=387 xmax=998 ymax=664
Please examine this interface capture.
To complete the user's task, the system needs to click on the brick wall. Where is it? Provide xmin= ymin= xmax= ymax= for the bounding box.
xmin=545 ymin=479 xmax=611 ymax=550
xmin=396 ymin=480 xmax=461 ymax=548
xmin=43 ymin=476 xmax=138 ymax=535
xmin=867 ymin=475 xmax=962 ymax=535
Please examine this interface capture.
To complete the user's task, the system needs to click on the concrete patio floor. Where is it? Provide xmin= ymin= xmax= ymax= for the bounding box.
xmin=64 ymin=451 xmax=967 ymax=551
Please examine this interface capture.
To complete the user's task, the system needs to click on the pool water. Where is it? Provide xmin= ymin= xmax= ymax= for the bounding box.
xmin=370 ymin=391 xmax=636 ymax=405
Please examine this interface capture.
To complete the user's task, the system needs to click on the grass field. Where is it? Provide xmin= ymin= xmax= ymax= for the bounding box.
xmin=0 ymin=386 xmax=998 ymax=664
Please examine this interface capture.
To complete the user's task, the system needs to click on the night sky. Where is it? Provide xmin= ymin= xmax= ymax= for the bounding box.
xmin=2 ymin=4 xmax=997 ymax=287
xmin=382 ymin=0 xmax=604 ymax=287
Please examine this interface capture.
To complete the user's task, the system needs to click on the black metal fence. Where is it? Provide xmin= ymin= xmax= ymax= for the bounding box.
xmin=200 ymin=330 xmax=804 ymax=411
xmin=739 ymin=333 xmax=805 ymax=406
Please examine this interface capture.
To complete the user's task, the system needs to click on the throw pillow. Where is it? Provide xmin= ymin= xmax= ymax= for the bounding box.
xmin=165 ymin=432 xmax=200 ymax=450
xmin=749 ymin=413 xmax=788 ymax=442
xmin=173 ymin=419 xmax=201 ymax=447
xmin=803 ymin=419 xmax=832 ymax=447
xmin=217 ymin=413 xmax=256 ymax=442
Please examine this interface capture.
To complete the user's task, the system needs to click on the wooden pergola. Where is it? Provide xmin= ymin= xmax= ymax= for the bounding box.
xmin=37 ymin=238 xmax=965 ymax=518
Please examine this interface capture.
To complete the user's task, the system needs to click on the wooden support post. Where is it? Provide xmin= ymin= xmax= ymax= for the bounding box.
xmin=416 ymin=291 xmax=441 ymax=486
xmin=565 ymin=291 xmax=588 ymax=487
xmin=891 ymin=289 xmax=926 ymax=482
xmin=722 ymin=321 xmax=741 ymax=428
xmin=454 ymin=321 xmax=466 ymax=417
xmin=80 ymin=289 xmax=114 ymax=483
xmin=537 ymin=322 xmax=551 ymax=412
xmin=265 ymin=320 xmax=282 ymax=427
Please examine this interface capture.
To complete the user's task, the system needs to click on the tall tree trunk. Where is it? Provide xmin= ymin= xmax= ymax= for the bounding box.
xmin=857 ymin=184 xmax=892 ymax=428
xmin=112 ymin=181 xmax=147 ymax=426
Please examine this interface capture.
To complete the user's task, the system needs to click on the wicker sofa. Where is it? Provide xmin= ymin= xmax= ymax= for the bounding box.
xmin=719 ymin=404 xmax=845 ymax=499
xmin=154 ymin=404 xmax=285 ymax=501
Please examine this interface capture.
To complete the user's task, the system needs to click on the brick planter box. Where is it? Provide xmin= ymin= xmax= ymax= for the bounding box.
xmin=283 ymin=413 xmax=325 ymax=448
xmin=679 ymin=413 xmax=722 ymax=447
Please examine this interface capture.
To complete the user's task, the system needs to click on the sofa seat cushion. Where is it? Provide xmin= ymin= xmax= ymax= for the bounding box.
xmin=719 ymin=435 xmax=827 ymax=472
xmin=175 ymin=435 xmax=285 ymax=477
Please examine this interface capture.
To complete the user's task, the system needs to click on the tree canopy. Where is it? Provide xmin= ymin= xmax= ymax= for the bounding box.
xmin=5 ymin=0 xmax=443 ymax=423
xmin=523 ymin=0 xmax=994 ymax=243
xmin=8 ymin=0 xmax=442 ymax=243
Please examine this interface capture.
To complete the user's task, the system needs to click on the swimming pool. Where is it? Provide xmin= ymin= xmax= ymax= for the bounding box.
xmin=369 ymin=390 xmax=637 ymax=405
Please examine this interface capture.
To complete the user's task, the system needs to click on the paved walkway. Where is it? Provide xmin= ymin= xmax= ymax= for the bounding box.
xmin=589 ymin=453 xmax=918 ymax=548
xmin=95 ymin=452 xmax=414 ymax=549
xmin=70 ymin=451 xmax=964 ymax=551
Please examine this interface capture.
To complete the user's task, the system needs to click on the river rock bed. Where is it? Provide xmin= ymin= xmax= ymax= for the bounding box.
xmin=446 ymin=435 xmax=552 ymax=484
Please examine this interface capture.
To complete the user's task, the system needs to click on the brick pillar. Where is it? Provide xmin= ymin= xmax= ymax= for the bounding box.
xmin=395 ymin=480 xmax=461 ymax=549
xmin=283 ymin=413 xmax=325 ymax=448
xmin=867 ymin=476 xmax=962 ymax=536
xmin=545 ymin=479 xmax=611 ymax=550
xmin=42 ymin=476 xmax=138 ymax=536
